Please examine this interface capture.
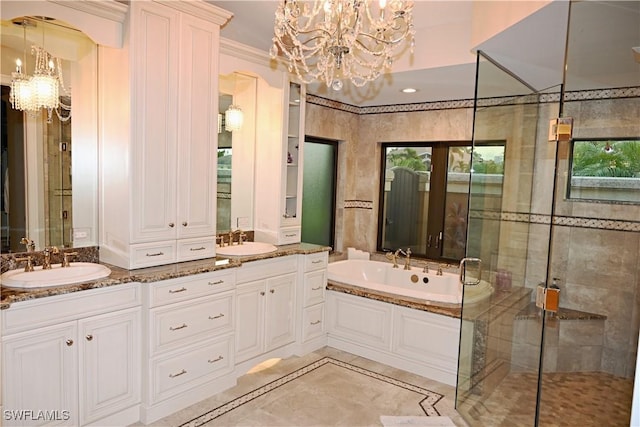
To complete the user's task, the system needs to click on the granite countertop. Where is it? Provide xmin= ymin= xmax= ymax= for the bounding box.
xmin=0 ymin=243 xmax=330 ymax=310
xmin=327 ymin=280 xmax=462 ymax=319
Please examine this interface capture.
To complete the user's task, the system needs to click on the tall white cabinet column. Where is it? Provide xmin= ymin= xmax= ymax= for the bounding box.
xmin=99 ymin=0 xmax=231 ymax=269
xmin=254 ymin=80 xmax=306 ymax=245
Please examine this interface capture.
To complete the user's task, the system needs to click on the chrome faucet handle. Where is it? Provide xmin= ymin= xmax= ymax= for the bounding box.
xmin=16 ymin=256 xmax=34 ymax=272
xmin=62 ymin=251 xmax=78 ymax=268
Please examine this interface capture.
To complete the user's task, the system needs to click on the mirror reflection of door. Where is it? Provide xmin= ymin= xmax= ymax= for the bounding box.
xmin=1 ymin=85 xmax=27 ymax=252
xmin=217 ymin=93 xmax=233 ymax=232
xmin=45 ymin=99 xmax=72 ymax=248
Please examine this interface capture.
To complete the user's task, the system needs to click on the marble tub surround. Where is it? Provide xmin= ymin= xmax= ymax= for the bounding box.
xmin=0 ymin=243 xmax=330 ymax=310
xmin=327 ymin=281 xmax=462 ymax=318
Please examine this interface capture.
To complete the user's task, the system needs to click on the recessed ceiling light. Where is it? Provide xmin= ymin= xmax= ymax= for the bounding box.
xmin=402 ymin=87 xmax=417 ymax=93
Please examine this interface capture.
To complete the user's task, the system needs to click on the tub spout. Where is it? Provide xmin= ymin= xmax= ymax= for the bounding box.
xmin=397 ymin=248 xmax=412 ymax=270
xmin=385 ymin=250 xmax=400 ymax=268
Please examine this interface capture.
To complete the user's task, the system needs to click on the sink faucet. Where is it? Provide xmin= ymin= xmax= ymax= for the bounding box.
xmin=42 ymin=246 xmax=59 ymax=270
xmin=385 ymin=249 xmax=400 ymax=268
xmin=20 ymin=237 xmax=35 ymax=252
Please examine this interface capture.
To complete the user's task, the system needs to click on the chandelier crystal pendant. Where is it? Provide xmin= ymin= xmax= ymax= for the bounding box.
xmin=271 ymin=0 xmax=415 ymax=91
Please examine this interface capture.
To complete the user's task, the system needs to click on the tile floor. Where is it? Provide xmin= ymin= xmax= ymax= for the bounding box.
xmin=133 ymin=346 xmax=634 ymax=427
xmin=134 ymin=347 xmax=468 ymax=427
xmin=458 ymin=370 xmax=634 ymax=427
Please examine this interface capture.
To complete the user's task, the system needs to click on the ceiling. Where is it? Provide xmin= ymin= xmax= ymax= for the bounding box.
xmin=209 ymin=1 xmax=640 ymax=107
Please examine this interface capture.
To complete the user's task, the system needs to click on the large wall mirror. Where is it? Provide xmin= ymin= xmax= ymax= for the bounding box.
xmin=1 ymin=14 xmax=97 ymax=253
xmin=218 ymin=72 xmax=257 ymax=233
xmin=0 ymin=0 xmax=126 ymax=253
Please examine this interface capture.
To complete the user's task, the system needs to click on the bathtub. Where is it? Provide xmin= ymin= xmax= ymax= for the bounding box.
xmin=327 ymin=259 xmax=493 ymax=305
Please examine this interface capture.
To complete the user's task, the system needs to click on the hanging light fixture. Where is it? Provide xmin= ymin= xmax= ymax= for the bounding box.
xmin=271 ymin=0 xmax=415 ymax=91
xmin=224 ymin=105 xmax=244 ymax=132
xmin=8 ymin=17 xmax=71 ymax=123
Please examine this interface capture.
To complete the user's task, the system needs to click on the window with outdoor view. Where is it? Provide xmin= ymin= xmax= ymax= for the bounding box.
xmin=378 ymin=142 xmax=505 ymax=262
xmin=568 ymin=139 xmax=640 ymax=203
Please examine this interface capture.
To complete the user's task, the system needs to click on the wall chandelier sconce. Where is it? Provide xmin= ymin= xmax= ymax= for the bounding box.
xmin=218 ymin=105 xmax=244 ymax=133
xmin=9 ymin=17 xmax=71 ymax=123
xmin=224 ymin=105 xmax=244 ymax=132
xmin=271 ymin=0 xmax=415 ymax=91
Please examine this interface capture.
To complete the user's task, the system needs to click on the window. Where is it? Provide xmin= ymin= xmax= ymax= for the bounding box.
xmin=378 ymin=142 xmax=505 ymax=261
xmin=568 ymin=139 xmax=640 ymax=203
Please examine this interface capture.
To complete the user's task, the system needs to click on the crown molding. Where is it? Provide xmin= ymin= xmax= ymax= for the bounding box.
xmin=156 ymin=0 xmax=232 ymax=26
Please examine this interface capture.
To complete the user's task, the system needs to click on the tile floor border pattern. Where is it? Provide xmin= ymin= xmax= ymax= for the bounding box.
xmin=177 ymin=357 xmax=445 ymax=427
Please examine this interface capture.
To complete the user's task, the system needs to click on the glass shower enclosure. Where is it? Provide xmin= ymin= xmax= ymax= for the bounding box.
xmin=456 ymin=1 xmax=639 ymax=425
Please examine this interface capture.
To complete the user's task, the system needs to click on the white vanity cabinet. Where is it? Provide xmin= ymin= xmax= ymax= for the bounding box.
xmin=1 ymin=284 xmax=141 ymax=427
xmin=254 ymin=80 xmax=306 ymax=245
xmin=99 ymin=0 xmax=232 ymax=269
xmin=235 ymin=256 xmax=297 ymax=364
xmin=297 ymin=251 xmax=329 ymax=353
xmin=140 ymin=269 xmax=236 ymax=424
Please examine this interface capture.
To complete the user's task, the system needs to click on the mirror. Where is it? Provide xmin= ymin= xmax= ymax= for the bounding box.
xmin=1 ymin=15 xmax=98 ymax=253
xmin=217 ymin=72 xmax=257 ymax=233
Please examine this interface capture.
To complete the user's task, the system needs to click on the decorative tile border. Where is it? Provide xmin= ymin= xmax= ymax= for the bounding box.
xmin=344 ymin=199 xmax=374 ymax=209
xmin=306 ymin=87 xmax=640 ymax=115
xmin=179 ymin=357 xmax=444 ymax=427
xmin=469 ymin=210 xmax=640 ymax=233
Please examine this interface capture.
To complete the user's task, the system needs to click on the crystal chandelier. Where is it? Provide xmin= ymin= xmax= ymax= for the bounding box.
xmin=271 ymin=0 xmax=415 ymax=91
xmin=9 ymin=18 xmax=71 ymax=123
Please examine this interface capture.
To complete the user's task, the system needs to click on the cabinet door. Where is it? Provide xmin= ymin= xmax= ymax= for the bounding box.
xmin=78 ymin=308 xmax=141 ymax=426
xmin=176 ymin=13 xmax=218 ymax=239
xmin=235 ymin=280 xmax=266 ymax=363
xmin=131 ymin=1 xmax=179 ymax=243
xmin=2 ymin=322 xmax=77 ymax=426
xmin=265 ymin=272 xmax=297 ymax=351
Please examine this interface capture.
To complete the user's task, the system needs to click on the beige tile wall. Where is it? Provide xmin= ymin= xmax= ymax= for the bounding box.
xmin=305 ymin=94 xmax=640 ymax=377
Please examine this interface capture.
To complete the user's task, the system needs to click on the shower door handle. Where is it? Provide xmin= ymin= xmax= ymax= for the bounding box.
xmin=427 ymin=234 xmax=432 ymax=248
xmin=435 ymin=232 xmax=442 ymax=249
xmin=459 ymin=257 xmax=482 ymax=286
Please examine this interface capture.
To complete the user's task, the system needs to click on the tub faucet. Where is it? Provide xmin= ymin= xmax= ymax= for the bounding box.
xmin=385 ymin=250 xmax=400 ymax=268
xmin=398 ymin=248 xmax=412 ymax=270
xmin=423 ymin=263 xmax=429 ymax=273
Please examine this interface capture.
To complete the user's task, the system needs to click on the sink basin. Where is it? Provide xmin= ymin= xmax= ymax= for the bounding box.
xmin=216 ymin=241 xmax=278 ymax=257
xmin=1 ymin=262 xmax=112 ymax=289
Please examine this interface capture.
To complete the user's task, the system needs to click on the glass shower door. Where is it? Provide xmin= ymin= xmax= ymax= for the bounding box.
xmin=456 ymin=51 xmax=556 ymax=426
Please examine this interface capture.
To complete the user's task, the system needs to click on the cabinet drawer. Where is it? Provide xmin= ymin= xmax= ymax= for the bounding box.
xmin=149 ymin=292 xmax=233 ymax=355
xmin=302 ymin=303 xmax=325 ymax=342
xmin=147 ymin=270 xmax=235 ymax=307
xmin=303 ymin=251 xmax=328 ymax=272
xmin=2 ymin=284 xmax=141 ymax=335
xmin=278 ymin=227 xmax=301 ymax=244
xmin=303 ymin=269 xmax=326 ymax=307
xmin=130 ymin=242 xmax=176 ymax=269
xmin=236 ymin=255 xmax=298 ymax=284
xmin=177 ymin=238 xmax=216 ymax=262
xmin=151 ymin=334 xmax=233 ymax=403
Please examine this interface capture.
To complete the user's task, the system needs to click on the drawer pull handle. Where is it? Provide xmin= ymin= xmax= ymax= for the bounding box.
xmin=208 ymin=313 xmax=225 ymax=320
xmin=310 ymin=320 xmax=321 ymax=325
xmin=190 ymin=246 xmax=205 ymax=251
xmin=169 ymin=223 xmax=175 ymax=228
xmin=146 ymin=251 xmax=164 ymax=257
xmin=312 ymin=260 xmax=323 ymax=264
xmin=260 ymin=291 xmax=265 ymax=296
xmin=169 ymin=287 xmax=187 ymax=294
xmin=208 ymin=280 xmax=224 ymax=285
xmin=270 ymin=289 xmax=275 ymax=294
xmin=311 ymin=286 xmax=322 ymax=291
xmin=66 ymin=339 xmax=74 ymax=346
xmin=285 ymin=233 xmax=296 ymax=237
xmin=169 ymin=369 xmax=187 ymax=378
xmin=208 ymin=355 xmax=224 ymax=364
xmin=182 ymin=222 xmax=188 ymax=227
xmin=86 ymin=334 xmax=93 ymax=341
xmin=169 ymin=323 xmax=188 ymax=331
